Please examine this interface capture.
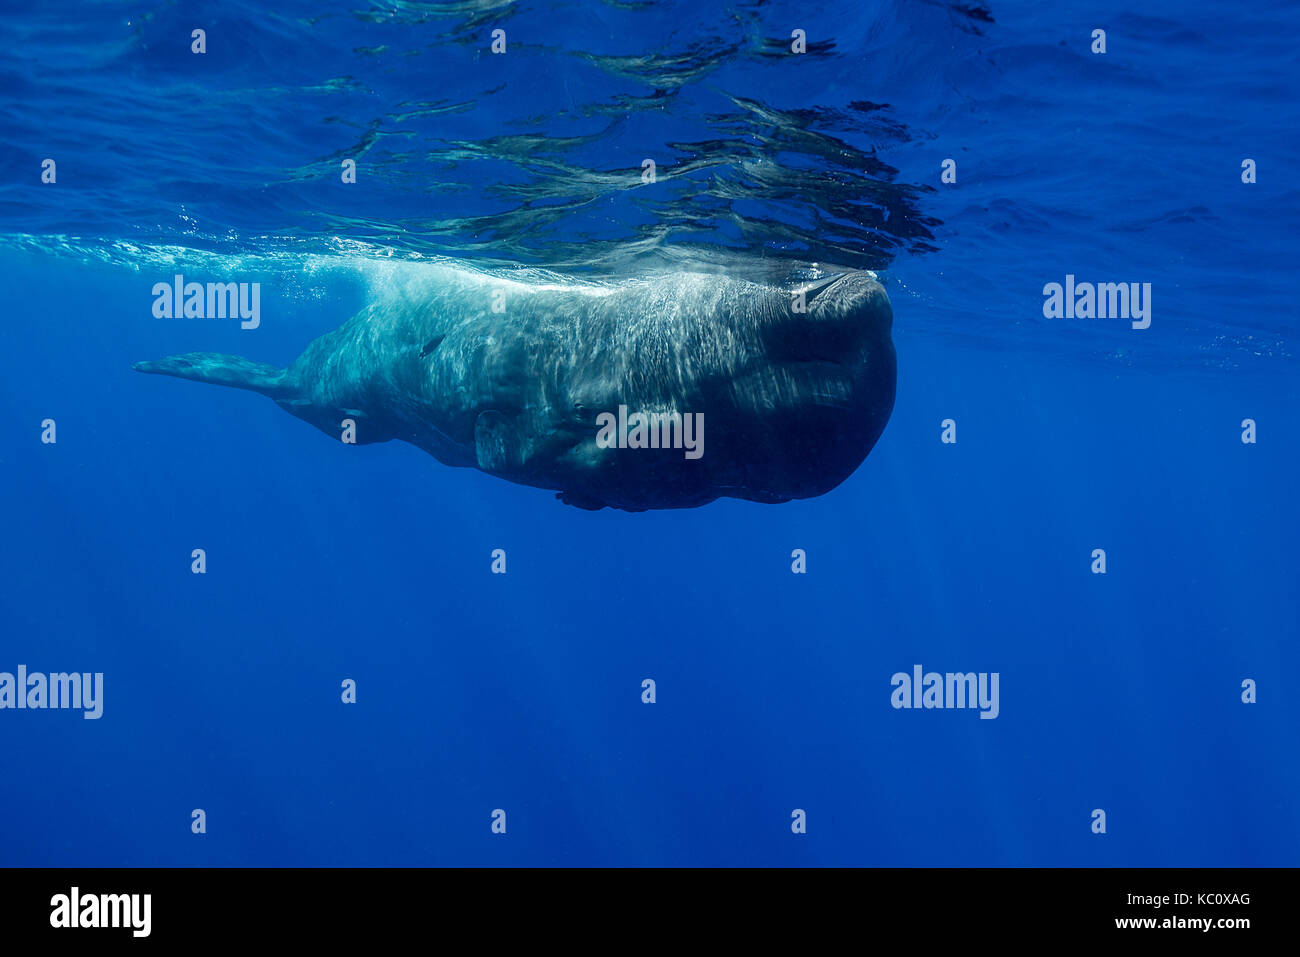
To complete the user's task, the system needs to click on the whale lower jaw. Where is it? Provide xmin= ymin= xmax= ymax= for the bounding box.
xmin=558 ymin=487 xmax=795 ymax=513
xmin=550 ymin=473 xmax=851 ymax=512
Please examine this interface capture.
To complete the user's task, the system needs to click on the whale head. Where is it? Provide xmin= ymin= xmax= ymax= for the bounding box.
xmin=529 ymin=268 xmax=897 ymax=510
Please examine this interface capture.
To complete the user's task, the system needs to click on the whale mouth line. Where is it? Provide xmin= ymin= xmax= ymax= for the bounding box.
xmin=797 ymin=270 xmax=873 ymax=306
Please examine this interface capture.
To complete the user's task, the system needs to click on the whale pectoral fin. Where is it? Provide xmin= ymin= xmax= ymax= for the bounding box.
xmin=132 ymin=352 xmax=293 ymax=399
xmin=474 ymin=410 xmax=521 ymax=472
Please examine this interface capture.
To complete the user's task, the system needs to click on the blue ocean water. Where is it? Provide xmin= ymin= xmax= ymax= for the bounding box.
xmin=1 ymin=0 xmax=1296 ymax=867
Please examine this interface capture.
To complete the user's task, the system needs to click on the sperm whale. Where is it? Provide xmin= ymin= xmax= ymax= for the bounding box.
xmin=133 ymin=263 xmax=896 ymax=511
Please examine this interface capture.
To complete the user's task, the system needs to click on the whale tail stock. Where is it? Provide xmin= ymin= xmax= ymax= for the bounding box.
xmin=131 ymin=352 xmax=295 ymax=399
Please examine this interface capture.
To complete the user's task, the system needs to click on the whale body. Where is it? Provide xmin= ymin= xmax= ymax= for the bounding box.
xmin=134 ymin=264 xmax=896 ymax=511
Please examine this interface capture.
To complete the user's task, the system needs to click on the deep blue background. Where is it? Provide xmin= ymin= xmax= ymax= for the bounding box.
xmin=0 ymin=0 xmax=1296 ymax=865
